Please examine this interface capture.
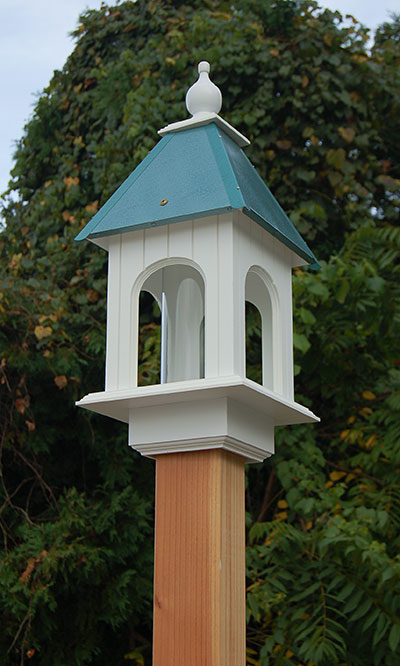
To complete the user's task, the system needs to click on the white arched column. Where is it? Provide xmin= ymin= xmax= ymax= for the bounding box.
xmin=245 ymin=267 xmax=281 ymax=394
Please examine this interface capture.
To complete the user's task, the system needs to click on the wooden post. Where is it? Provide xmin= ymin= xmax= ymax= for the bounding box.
xmin=153 ymin=449 xmax=246 ymax=666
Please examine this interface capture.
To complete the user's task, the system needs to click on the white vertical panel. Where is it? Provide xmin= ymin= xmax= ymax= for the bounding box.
xmin=217 ymin=214 xmax=236 ymax=377
xmin=279 ymin=267 xmax=294 ymax=400
xmin=105 ymin=236 xmax=121 ymax=391
xmin=236 ymin=213 xmax=296 ymax=397
xmin=119 ymin=231 xmax=144 ymax=388
xmin=193 ymin=216 xmax=219 ymax=377
xmin=144 ymin=225 xmax=169 ymax=267
xmin=232 ymin=213 xmax=245 ymax=377
xmin=168 ymin=219 xmax=193 ymax=258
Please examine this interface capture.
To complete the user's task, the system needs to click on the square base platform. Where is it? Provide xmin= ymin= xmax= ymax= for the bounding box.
xmin=76 ymin=376 xmax=319 ymax=463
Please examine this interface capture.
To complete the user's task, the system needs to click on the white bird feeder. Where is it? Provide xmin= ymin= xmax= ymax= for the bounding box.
xmin=76 ymin=61 xmax=318 ymax=463
xmin=75 ymin=61 xmax=319 ymax=666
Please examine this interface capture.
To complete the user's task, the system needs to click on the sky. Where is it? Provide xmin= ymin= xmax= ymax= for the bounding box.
xmin=0 ymin=0 xmax=398 ymax=202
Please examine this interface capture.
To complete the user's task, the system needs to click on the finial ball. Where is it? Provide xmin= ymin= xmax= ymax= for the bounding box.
xmin=198 ymin=61 xmax=210 ymax=73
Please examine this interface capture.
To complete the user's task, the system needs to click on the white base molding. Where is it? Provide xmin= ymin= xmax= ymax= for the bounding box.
xmin=76 ymin=376 xmax=319 ymax=463
xmin=131 ymin=435 xmax=271 ymax=464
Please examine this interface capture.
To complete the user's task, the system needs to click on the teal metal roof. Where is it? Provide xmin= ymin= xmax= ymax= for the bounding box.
xmin=75 ymin=122 xmax=318 ymax=267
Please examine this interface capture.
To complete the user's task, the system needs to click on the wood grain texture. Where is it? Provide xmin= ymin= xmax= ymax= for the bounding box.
xmin=153 ymin=449 xmax=246 ymax=666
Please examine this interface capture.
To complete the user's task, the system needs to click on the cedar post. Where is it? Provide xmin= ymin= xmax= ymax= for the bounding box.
xmin=153 ymin=450 xmax=246 ymax=666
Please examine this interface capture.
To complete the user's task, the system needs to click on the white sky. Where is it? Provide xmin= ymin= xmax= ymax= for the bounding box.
xmin=0 ymin=0 xmax=398 ymax=201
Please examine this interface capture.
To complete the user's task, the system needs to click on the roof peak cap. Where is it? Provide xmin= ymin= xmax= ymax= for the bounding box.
xmin=185 ymin=61 xmax=222 ymax=117
xmin=158 ymin=61 xmax=250 ymax=148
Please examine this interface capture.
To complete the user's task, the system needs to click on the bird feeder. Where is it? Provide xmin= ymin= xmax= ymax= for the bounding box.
xmin=75 ymin=61 xmax=319 ymax=666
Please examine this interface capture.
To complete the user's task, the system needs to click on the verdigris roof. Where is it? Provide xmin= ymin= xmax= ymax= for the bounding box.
xmin=75 ymin=122 xmax=318 ymax=267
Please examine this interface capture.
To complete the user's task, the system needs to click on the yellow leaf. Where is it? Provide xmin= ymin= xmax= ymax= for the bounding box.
xmin=276 ymin=139 xmax=292 ymax=150
xmin=376 ymin=174 xmax=400 ymax=190
xmin=329 ymin=471 xmax=346 ymax=482
xmin=345 ymin=473 xmax=356 ymax=482
xmin=305 ymin=521 xmax=313 ymax=530
xmin=285 ymin=650 xmax=294 ymax=658
xmin=359 ymin=407 xmax=373 ymax=417
xmin=9 ymin=253 xmax=22 ymax=270
xmin=63 ymin=176 xmax=80 ymax=190
xmin=269 ymin=48 xmax=279 ymax=57
xmin=15 ymin=397 xmax=29 ymax=414
xmin=34 ymin=325 xmax=52 ymax=341
xmin=301 ymin=74 xmax=309 ymax=88
xmin=362 ymin=390 xmax=376 ymax=400
xmin=46 ymin=234 xmax=59 ymax=246
xmin=19 ymin=557 xmax=36 ymax=582
xmin=276 ymin=511 xmax=287 ymax=521
xmin=351 ymin=53 xmax=368 ymax=64
xmin=350 ymin=90 xmax=361 ymax=102
xmin=86 ymin=289 xmax=100 ymax=303
xmin=340 ymin=429 xmax=350 ymax=440
xmin=54 ymin=375 xmax=68 ymax=390
xmin=347 ymin=415 xmax=356 ymax=424
xmin=323 ymin=33 xmax=333 ymax=46
xmin=338 ymin=126 xmax=356 ymax=143
xmin=123 ymin=648 xmax=144 ymax=664
xmin=277 ymin=499 xmax=288 ymax=509
xmin=85 ymin=200 xmax=99 ymax=213
xmin=325 ymin=481 xmax=334 ymax=488
xmin=26 ymin=420 xmax=36 ymax=431
xmin=365 ymin=434 xmax=377 ymax=449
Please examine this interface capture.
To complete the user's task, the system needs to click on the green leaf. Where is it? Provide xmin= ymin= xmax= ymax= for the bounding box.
xmin=389 ymin=624 xmax=400 ymax=653
xmin=363 ymin=607 xmax=380 ymax=631
xmin=326 ymin=148 xmax=346 ymax=169
xmin=343 ymin=588 xmax=364 ymax=614
xmin=350 ymin=596 xmax=372 ymax=622
xmin=299 ymin=307 xmax=316 ymax=324
xmin=293 ymin=333 xmax=311 ymax=353
xmin=336 ymin=278 xmax=350 ymax=303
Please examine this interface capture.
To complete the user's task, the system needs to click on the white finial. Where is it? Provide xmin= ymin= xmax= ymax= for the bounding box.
xmin=158 ymin=61 xmax=250 ymax=147
xmin=185 ymin=61 xmax=222 ymax=117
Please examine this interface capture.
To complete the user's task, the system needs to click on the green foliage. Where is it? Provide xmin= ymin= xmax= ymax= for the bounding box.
xmin=0 ymin=1 xmax=399 ymax=664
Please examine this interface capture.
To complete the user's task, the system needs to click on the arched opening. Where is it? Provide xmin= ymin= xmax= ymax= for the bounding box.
xmin=245 ymin=301 xmax=262 ymax=385
xmin=138 ymin=291 xmax=161 ymax=386
xmin=139 ymin=264 xmax=205 ymax=385
xmin=245 ymin=268 xmax=274 ymax=390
